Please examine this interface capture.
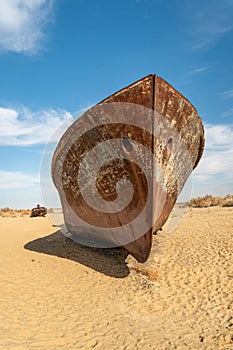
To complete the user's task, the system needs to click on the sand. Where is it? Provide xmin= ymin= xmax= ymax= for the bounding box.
xmin=0 ymin=207 xmax=232 ymax=350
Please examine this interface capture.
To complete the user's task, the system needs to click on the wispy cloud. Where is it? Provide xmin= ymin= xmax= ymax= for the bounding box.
xmin=190 ymin=66 xmax=208 ymax=74
xmin=143 ymin=15 xmax=151 ymax=20
xmin=0 ymin=0 xmax=55 ymax=54
xmin=0 ymin=106 xmax=73 ymax=146
xmin=221 ymin=108 xmax=233 ymax=118
xmin=0 ymin=170 xmax=39 ymax=189
xmin=192 ymin=26 xmax=232 ymax=50
xmin=218 ymin=89 xmax=233 ymax=98
xmin=187 ymin=1 xmax=233 ymax=50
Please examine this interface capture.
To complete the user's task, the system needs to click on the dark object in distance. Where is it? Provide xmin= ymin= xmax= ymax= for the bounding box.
xmin=30 ymin=204 xmax=47 ymax=217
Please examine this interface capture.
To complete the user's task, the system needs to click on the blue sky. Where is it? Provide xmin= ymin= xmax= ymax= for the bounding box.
xmin=0 ymin=0 xmax=233 ymax=208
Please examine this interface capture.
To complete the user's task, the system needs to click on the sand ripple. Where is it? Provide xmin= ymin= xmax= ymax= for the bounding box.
xmin=0 ymin=207 xmax=232 ymax=349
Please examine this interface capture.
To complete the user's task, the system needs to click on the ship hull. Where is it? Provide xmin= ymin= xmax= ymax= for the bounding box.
xmin=52 ymin=75 xmax=204 ymax=262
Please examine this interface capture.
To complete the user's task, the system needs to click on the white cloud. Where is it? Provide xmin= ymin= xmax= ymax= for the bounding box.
xmin=193 ymin=148 xmax=233 ymax=181
xmin=192 ymin=124 xmax=233 ymax=188
xmin=204 ymin=124 xmax=233 ymax=148
xmin=0 ymin=170 xmax=39 ymax=189
xmin=0 ymin=106 xmax=73 ymax=146
xmin=0 ymin=0 xmax=54 ymax=54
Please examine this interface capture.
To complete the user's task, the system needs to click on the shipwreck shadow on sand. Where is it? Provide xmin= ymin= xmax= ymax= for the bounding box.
xmin=24 ymin=230 xmax=130 ymax=278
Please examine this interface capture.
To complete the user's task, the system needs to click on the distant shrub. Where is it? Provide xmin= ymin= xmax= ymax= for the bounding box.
xmin=188 ymin=194 xmax=233 ymax=208
xmin=222 ymin=200 xmax=233 ymax=207
xmin=224 ymin=194 xmax=233 ymax=201
xmin=0 ymin=208 xmax=31 ymax=217
xmin=0 ymin=207 xmax=11 ymax=212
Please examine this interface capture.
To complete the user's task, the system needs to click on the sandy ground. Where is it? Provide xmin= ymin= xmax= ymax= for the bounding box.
xmin=0 ymin=207 xmax=233 ymax=350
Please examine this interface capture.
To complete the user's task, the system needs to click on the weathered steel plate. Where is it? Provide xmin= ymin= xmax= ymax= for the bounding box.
xmin=52 ymin=74 xmax=204 ymax=262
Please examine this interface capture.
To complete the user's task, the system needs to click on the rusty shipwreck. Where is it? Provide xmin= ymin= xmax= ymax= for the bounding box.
xmin=52 ymin=74 xmax=205 ymax=263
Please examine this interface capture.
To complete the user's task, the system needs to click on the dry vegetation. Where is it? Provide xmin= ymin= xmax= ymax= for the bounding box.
xmin=0 ymin=208 xmax=31 ymax=218
xmin=188 ymin=194 xmax=233 ymax=208
xmin=131 ymin=266 xmax=159 ymax=282
xmin=1 ymin=194 xmax=233 ymax=218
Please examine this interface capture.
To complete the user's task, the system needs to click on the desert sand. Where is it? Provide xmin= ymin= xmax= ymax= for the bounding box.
xmin=0 ymin=207 xmax=233 ymax=350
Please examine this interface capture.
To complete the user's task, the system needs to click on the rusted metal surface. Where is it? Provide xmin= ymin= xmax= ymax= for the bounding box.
xmin=151 ymin=76 xmax=205 ymax=233
xmin=52 ymin=74 xmax=205 ymax=263
xmin=30 ymin=205 xmax=47 ymax=217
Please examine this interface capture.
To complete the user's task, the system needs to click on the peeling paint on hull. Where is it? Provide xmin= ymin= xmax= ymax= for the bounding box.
xmin=52 ymin=74 xmax=205 ymax=263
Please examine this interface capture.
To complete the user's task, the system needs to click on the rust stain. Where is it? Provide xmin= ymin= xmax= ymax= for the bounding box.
xmin=52 ymin=74 xmax=205 ymax=263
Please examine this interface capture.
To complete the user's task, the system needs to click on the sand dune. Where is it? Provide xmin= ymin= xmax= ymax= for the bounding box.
xmin=0 ymin=207 xmax=232 ymax=349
